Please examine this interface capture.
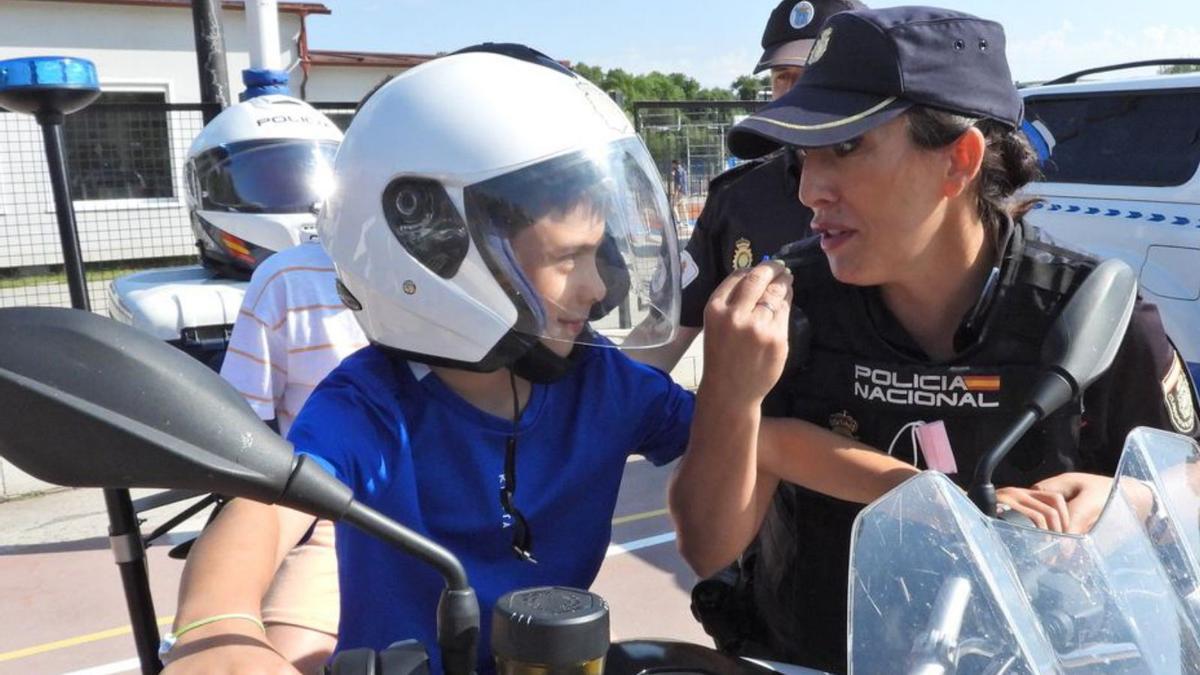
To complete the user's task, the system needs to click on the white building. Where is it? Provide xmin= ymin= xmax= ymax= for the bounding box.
xmin=0 ymin=0 xmax=435 ymax=271
xmin=0 ymin=0 xmax=434 ymax=103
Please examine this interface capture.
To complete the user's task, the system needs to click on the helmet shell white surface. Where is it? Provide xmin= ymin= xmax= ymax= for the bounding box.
xmin=187 ymin=95 xmax=343 ymax=276
xmin=320 ymin=50 xmax=646 ymax=366
xmin=186 ymin=95 xmax=342 ymax=160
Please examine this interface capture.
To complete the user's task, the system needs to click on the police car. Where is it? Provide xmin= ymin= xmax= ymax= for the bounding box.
xmin=1020 ymin=59 xmax=1200 ymax=380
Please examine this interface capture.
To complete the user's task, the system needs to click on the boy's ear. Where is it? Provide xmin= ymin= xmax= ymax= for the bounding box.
xmin=943 ymin=126 xmax=986 ymax=199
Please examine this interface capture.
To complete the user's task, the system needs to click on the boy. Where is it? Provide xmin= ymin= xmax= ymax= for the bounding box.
xmin=162 ymin=44 xmax=692 ymax=674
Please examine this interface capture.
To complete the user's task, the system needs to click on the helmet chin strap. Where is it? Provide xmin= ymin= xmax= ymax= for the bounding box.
xmin=509 ymin=340 xmax=580 ymax=384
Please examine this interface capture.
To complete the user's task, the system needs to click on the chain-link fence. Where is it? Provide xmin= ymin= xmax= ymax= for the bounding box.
xmin=0 ymin=100 xmax=356 ymax=314
xmin=633 ymin=100 xmax=765 ymax=237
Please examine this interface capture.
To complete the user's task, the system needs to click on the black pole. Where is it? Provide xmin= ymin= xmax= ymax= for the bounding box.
xmin=35 ymin=113 xmax=89 ymax=311
xmin=191 ymin=0 xmax=231 ymax=124
xmin=36 ymin=110 xmax=164 ymax=675
xmin=104 ymin=490 xmax=165 ymax=674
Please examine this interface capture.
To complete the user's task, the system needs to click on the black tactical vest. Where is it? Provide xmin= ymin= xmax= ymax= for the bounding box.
xmin=752 ymin=223 xmax=1098 ymax=672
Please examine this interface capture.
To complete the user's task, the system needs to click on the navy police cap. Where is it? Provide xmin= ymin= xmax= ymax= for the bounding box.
xmin=730 ymin=6 xmax=1023 ymax=158
xmin=755 ymin=0 xmax=867 ymax=74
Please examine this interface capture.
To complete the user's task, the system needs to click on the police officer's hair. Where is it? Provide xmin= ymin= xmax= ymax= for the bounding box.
xmin=906 ymin=106 xmax=1042 ymax=247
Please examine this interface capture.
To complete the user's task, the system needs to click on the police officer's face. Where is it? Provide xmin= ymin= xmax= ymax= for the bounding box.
xmin=771 ymin=66 xmax=804 ymax=100
xmin=509 ymin=203 xmax=608 ymax=357
xmin=797 ymin=116 xmax=955 ymax=287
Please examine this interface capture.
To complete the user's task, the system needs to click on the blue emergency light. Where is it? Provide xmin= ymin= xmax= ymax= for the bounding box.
xmin=0 ymin=56 xmax=100 ymax=115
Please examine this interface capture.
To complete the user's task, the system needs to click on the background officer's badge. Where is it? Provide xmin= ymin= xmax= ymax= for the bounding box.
xmin=1162 ymin=353 xmax=1197 ymax=434
xmin=789 ymin=1 xmax=815 ymax=29
xmin=829 ymin=410 xmax=859 ymax=438
xmin=732 ymin=238 xmax=754 ymax=270
xmin=808 ymin=27 xmax=833 ymax=65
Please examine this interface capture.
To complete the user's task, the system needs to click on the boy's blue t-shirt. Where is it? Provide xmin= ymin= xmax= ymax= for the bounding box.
xmin=288 ymin=343 xmax=693 ymax=673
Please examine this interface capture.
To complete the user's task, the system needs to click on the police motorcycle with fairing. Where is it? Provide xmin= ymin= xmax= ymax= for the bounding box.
xmin=106 ymin=93 xmax=342 ymax=370
xmin=106 ymin=0 xmax=342 ymax=371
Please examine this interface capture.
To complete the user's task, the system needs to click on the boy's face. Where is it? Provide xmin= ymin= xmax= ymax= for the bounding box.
xmin=508 ymin=202 xmax=608 ymax=357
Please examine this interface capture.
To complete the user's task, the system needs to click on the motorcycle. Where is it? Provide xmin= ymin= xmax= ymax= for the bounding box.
xmin=851 ymin=426 xmax=1200 ymax=674
xmin=3 ymin=258 xmax=1200 ymax=673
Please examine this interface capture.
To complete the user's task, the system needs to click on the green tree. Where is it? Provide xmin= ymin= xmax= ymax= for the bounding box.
xmin=571 ymin=62 xmax=743 ymax=112
xmin=731 ymin=74 xmax=770 ymax=101
xmin=573 ymin=62 xmax=606 ymax=85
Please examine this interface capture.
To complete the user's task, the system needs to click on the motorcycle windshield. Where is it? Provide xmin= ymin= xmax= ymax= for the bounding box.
xmin=848 ymin=426 xmax=1200 ymax=675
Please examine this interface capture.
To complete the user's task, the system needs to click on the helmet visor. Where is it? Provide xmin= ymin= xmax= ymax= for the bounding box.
xmin=464 ymin=137 xmax=680 ymax=350
xmin=189 ymin=139 xmax=338 ymax=214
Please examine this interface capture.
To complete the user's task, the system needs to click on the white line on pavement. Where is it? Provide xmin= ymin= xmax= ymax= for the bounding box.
xmin=605 ymin=531 xmax=676 ymax=557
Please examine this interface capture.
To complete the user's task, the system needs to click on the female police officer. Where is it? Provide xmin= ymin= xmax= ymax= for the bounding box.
xmin=669 ymin=6 xmax=1200 ymax=673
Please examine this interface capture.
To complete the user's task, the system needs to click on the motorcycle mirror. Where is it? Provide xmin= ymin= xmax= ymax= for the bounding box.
xmin=0 ymin=307 xmax=479 ymax=673
xmin=969 ymin=257 xmax=1137 ymax=515
xmin=0 ymin=306 xmax=351 ymax=519
xmin=1033 ymin=257 xmax=1138 ymax=412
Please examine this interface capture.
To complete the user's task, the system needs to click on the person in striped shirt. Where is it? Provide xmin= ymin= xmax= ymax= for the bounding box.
xmin=219 ymin=239 xmax=368 ymax=673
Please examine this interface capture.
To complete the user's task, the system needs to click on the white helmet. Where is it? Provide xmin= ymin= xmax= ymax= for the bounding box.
xmin=320 ymin=44 xmax=680 ymax=381
xmin=185 ymin=95 xmax=342 ymax=279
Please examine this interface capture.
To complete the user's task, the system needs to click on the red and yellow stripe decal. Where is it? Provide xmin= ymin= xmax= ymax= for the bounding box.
xmin=963 ymin=375 xmax=1001 ymax=392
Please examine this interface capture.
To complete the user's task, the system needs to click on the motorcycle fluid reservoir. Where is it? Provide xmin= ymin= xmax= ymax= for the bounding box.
xmin=492 ymin=587 xmax=609 ymax=675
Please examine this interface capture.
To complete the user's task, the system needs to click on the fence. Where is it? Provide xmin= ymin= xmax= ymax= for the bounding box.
xmin=0 ymin=101 xmax=356 ymax=314
xmin=633 ymin=100 xmax=766 ymax=233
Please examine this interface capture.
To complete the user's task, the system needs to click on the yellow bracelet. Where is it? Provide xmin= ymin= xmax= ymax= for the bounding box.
xmin=158 ymin=612 xmax=265 ymax=658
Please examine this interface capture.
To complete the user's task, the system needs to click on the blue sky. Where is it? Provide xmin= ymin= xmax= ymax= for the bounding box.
xmin=305 ymin=1 xmax=1199 ymax=87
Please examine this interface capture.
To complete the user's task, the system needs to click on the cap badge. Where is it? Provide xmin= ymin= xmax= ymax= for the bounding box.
xmin=808 ymin=27 xmax=832 ymax=65
xmin=789 ymin=1 xmax=816 ymax=29
xmin=732 ymin=238 xmax=754 ymax=270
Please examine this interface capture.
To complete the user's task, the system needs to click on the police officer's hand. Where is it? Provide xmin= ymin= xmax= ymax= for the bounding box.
xmin=700 ymin=260 xmax=793 ymax=404
xmin=1033 ymin=472 xmax=1117 ymax=535
xmin=995 ymin=486 xmax=1071 ymax=533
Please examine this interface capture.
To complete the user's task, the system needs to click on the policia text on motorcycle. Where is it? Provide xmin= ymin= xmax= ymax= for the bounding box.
xmin=669 ymin=6 xmax=1200 ymax=674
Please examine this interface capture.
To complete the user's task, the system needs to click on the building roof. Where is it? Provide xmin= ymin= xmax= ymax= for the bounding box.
xmin=29 ymin=0 xmax=331 ymax=15
xmin=307 ymin=50 xmax=437 ymax=69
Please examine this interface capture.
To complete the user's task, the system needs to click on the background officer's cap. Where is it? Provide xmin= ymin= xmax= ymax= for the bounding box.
xmin=755 ymin=0 xmax=867 ymax=74
xmin=732 ymin=6 xmax=1023 ymax=158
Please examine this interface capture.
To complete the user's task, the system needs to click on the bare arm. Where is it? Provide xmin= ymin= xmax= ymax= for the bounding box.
xmin=758 ymin=417 xmax=918 ymax=505
xmin=669 ymin=261 xmax=920 ymax=577
xmin=162 ymin=499 xmax=316 ymax=672
xmin=673 ymin=407 xmax=919 ymax=578
xmin=669 ymin=262 xmax=792 ymax=578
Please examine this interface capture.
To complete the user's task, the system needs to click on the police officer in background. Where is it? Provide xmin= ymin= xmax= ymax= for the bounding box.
xmin=629 ymin=0 xmax=865 ymax=371
xmin=670 ymin=6 xmax=1200 ymax=673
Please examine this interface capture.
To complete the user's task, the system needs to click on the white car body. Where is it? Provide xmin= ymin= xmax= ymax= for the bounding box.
xmin=1020 ymin=68 xmax=1200 ymax=379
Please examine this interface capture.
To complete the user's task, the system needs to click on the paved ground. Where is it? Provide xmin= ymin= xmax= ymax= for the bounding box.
xmin=0 ymin=458 xmax=707 ymax=674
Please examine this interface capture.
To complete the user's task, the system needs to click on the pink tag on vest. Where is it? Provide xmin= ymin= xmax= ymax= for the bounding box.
xmin=915 ymin=420 xmax=957 ymax=474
